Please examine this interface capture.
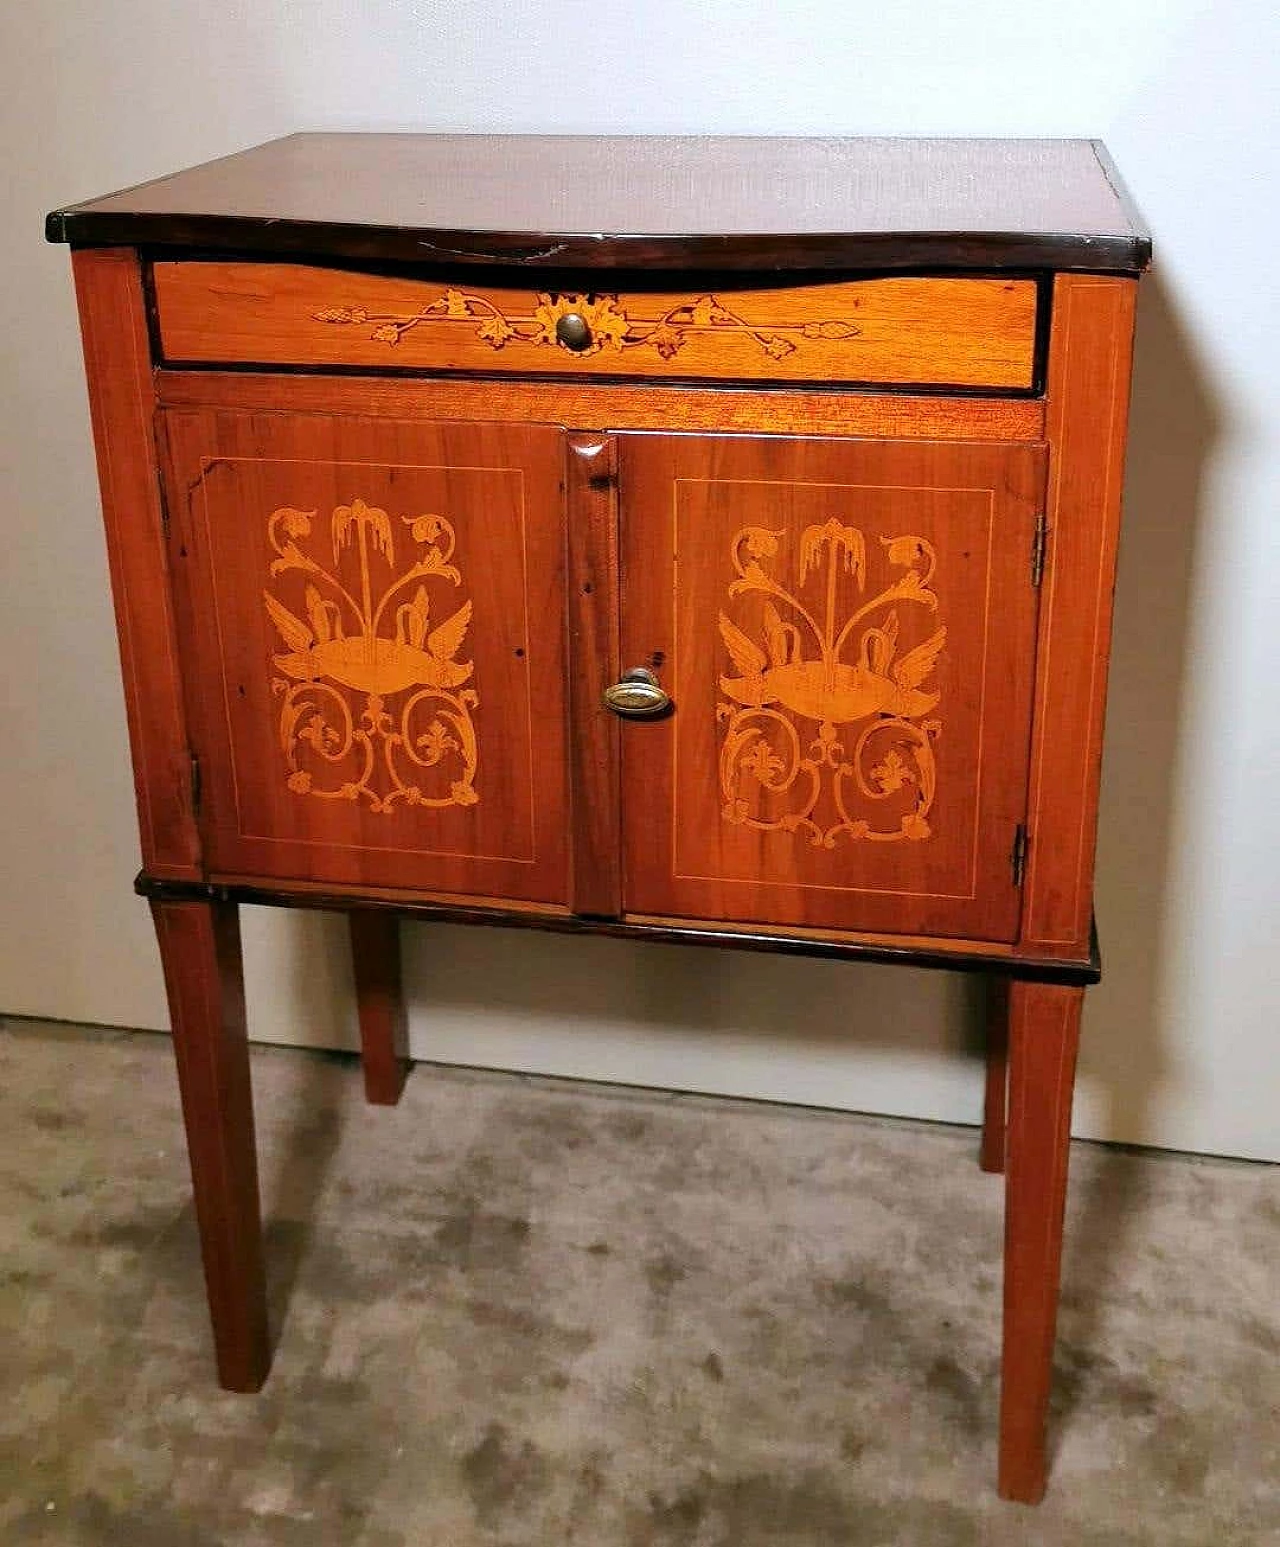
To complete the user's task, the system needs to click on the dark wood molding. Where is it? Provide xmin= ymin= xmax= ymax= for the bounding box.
xmin=1088 ymin=141 xmax=1152 ymax=258
xmin=50 ymin=219 xmax=1150 ymax=275
xmin=134 ymin=871 xmax=1102 ymax=985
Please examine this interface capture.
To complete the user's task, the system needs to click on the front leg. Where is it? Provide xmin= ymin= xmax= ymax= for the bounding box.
xmin=150 ymin=897 xmax=270 ymax=1391
xmin=999 ymin=977 xmax=1083 ymax=1502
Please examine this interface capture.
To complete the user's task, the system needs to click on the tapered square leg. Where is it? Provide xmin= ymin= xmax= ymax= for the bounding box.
xmin=981 ymin=976 xmax=1010 ymax=1173
xmin=348 ymin=912 xmax=410 ymax=1106
xmin=999 ymin=977 xmax=1083 ymax=1503
xmin=150 ymin=898 xmax=269 ymax=1392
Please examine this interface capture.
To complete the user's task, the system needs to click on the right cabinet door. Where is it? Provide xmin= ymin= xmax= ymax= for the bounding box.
xmin=619 ymin=433 xmax=1047 ymax=941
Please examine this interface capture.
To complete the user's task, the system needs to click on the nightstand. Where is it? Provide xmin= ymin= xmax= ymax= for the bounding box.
xmin=48 ymin=134 xmax=1149 ymax=1502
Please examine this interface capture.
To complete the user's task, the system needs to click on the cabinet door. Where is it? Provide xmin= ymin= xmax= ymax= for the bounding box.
xmin=619 ymin=434 xmax=1045 ymax=941
xmin=162 ymin=409 xmax=568 ymax=903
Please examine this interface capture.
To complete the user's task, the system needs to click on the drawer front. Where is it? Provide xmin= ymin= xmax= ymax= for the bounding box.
xmin=152 ymin=261 xmax=1040 ymax=390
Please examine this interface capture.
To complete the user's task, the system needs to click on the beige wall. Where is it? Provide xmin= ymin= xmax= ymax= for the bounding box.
xmin=1 ymin=0 xmax=1275 ymax=1159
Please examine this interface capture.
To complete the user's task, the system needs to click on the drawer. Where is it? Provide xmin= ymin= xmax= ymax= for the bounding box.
xmin=151 ymin=261 xmax=1040 ymax=391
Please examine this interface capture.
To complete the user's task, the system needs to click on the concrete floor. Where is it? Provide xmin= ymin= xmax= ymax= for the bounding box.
xmin=1 ymin=1015 xmax=1276 ymax=1546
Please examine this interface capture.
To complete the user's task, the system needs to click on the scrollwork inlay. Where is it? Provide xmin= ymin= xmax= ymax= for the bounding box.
xmin=263 ymin=498 xmax=479 ymax=813
xmin=717 ymin=520 xmax=946 ymax=845
xmin=313 ymin=288 xmax=861 ymax=362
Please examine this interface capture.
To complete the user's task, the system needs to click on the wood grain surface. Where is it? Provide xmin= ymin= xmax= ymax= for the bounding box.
xmin=999 ymin=977 xmax=1084 ymax=1502
xmin=71 ymin=249 xmax=200 ymax=879
xmin=1021 ymin=275 xmax=1138 ymax=955
xmin=150 ymin=897 xmax=269 ymax=1391
xmin=49 ymin=134 xmax=1150 ymax=273
xmin=153 ymin=262 xmax=1039 ymax=391
xmin=566 ymin=433 xmax=623 ymax=917
xmin=157 ymin=368 xmax=1045 ymax=441
xmin=348 ymin=911 xmax=410 ymax=1105
xmin=618 ymin=433 xmax=1046 ymax=940
xmin=159 ymin=405 xmax=571 ymax=904
xmin=981 ymin=976 xmax=1010 ymax=1174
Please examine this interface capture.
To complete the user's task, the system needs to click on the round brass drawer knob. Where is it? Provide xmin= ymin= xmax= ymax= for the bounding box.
xmin=603 ymin=667 xmax=671 ymax=719
xmin=555 ymin=312 xmax=593 ymax=352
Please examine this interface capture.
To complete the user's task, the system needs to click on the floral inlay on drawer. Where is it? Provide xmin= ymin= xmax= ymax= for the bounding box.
xmin=312 ymin=288 xmax=862 ymax=363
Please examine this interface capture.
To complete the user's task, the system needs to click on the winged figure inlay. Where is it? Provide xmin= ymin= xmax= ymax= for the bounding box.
xmin=716 ymin=520 xmax=946 ymax=845
xmin=264 ymin=498 xmax=479 ymax=813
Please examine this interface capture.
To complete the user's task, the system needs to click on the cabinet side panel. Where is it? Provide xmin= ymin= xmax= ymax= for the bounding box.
xmin=1022 ymin=274 xmax=1137 ymax=953
xmin=71 ymin=248 xmax=200 ymax=878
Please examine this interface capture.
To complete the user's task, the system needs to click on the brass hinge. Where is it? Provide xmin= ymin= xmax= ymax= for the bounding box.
xmin=1031 ymin=512 xmax=1049 ymax=588
xmin=1010 ymin=823 xmax=1028 ymax=888
xmin=189 ymin=752 xmax=202 ymax=818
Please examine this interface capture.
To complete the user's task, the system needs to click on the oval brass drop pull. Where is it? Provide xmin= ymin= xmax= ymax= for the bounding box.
xmin=603 ymin=667 xmax=671 ymax=719
xmin=555 ymin=312 xmax=593 ymax=352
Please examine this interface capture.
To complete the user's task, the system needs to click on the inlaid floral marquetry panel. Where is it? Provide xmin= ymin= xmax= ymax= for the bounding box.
xmin=264 ymin=498 xmax=479 ymax=813
xmin=619 ymin=433 xmax=1046 ymax=942
xmin=716 ymin=520 xmax=946 ymax=846
xmin=160 ymin=409 xmax=570 ymax=904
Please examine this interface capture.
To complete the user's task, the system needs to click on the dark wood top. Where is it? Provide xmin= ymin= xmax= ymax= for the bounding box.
xmin=48 ymin=134 xmax=1150 ymax=275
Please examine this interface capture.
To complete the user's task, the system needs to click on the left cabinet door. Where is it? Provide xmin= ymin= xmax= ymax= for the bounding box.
xmin=161 ymin=408 xmax=570 ymax=904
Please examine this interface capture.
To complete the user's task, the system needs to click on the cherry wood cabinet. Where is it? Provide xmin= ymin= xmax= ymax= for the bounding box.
xmin=49 ymin=134 xmax=1149 ymax=1504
